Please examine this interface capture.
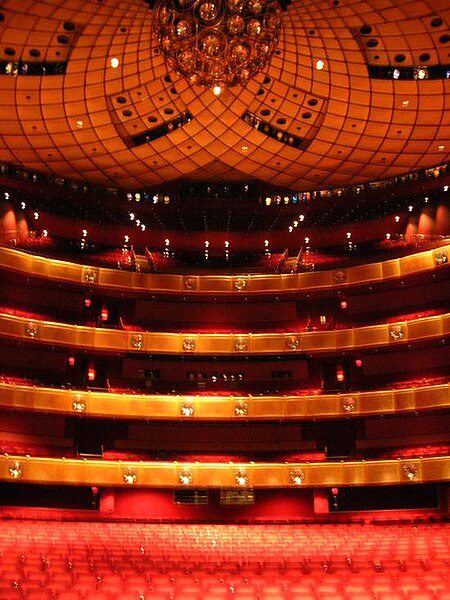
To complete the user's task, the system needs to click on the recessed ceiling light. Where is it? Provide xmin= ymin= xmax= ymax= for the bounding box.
xmin=76 ymin=119 xmax=84 ymax=128
xmin=438 ymin=145 xmax=445 ymax=151
xmin=315 ymin=59 xmax=325 ymax=71
xmin=401 ymin=100 xmax=409 ymax=106
xmin=241 ymin=145 xmax=248 ymax=153
xmin=110 ymin=57 xmax=119 ymax=68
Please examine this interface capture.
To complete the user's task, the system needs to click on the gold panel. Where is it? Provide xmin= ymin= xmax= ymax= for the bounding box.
xmin=94 ymin=329 xmax=129 ymax=352
xmin=250 ymin=274 xmax=292 ymax=292
xmin=341 ymin=462 xmax=368 ymax=486
xmin=422 ymin=457 xmax=450 ymax=482
xmin=443 ymin=314 xmax=450 ymax=336
xmin=307 ymin=462 xmax=345 ymax=487
xmin=283 ymin=398 xmax=309 ymax=418
xmin=49 ymin=259 xmax=77 ymax=282
xmin=359 ymin=390 xmax=395 ymax=414
xmin=381 ymin=258 xmax=402 ymax=280
xmin=143 ymin=274 xmax=185 ymax=293
xmin=354 ymin=324 xmax=389 ymax=348
xmin=309 ymin=395 xmax=341 ymax=417
xmin=335 ymin=329 xmax=355 ymax=351
xmin=0 ymin=248 xmax=31 ymax=273
xmin=394 ymin=389 xmax=418 ymax=413
xmin=407 ymin=317 xmax=442 ymax=340
xmin=40 ymin=322 xmax=74 ymax=346
xmin=414 ymin=384 xmax=450 ymax=411
xmin=97 ymin=268 xmax=135 ymax=290
xmin=194 ymin=464 xmax=227 ymax=487
xmin=249 ymin=333 xmax=285 ymax=354
xmin=253 ymin=464 xmax=286 ymax=487
xmin=58 ymin=262 xmax=82 ymax=283
xmin=198 ymin=334 xmax=233 ymax=354
xmin=194 ymin=398 xmax=234 ymax=419
xmin=365 ymin=461 xmax=402 ymax=485
xmin=346 ymin=262 xmax=383 ymax=284
xmin=74 ymin=325 xmax=95 ymax=348
xmin=400 ymin=252 xmax=434 ymax=276
xmin=26 ymin=255 xmax=51 ymax=278
xmin=147 ymin=333 xmax=182 ymax=354
xmin=0 ymin=314 xmax=23 ymax=338
xmin=252 ymin=397 xmax=288 ymax=418
xmin=198 ymin=276 xmax=233 ymax=293
xmin=305 ymin=271 xmax=334 ymax=289
xmin=301 ymin=331 xmax=337 ymax=352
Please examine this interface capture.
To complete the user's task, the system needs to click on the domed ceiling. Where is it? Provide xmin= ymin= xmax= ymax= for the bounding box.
xmin=0 ymin=0 xmax=448 ymax=192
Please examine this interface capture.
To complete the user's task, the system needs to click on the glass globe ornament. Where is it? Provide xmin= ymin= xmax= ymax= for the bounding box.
xmin=154 ymin=0 xmax=282 ymax=92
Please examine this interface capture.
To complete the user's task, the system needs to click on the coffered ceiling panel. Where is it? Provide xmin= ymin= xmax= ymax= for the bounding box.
xmin=0 ymin=0 xmax=448 ymax=190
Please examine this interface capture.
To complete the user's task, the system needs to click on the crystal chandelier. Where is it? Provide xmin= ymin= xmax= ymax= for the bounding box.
xmin=154 ymin=0 xmax=282 ymax=94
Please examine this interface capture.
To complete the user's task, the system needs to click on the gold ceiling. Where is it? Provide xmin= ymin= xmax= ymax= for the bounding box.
xmin=0 ymin=0 xmax=449 ymax=190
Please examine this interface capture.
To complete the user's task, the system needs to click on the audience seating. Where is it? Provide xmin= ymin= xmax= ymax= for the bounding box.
xmin=0 ymin=521 xmax=449 ymax=598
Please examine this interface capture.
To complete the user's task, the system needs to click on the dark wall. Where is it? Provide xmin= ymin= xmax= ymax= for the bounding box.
xmin=108 ymin=488 xmax=315 ymax=521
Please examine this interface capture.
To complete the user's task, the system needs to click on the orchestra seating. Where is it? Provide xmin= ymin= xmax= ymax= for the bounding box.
xmin=0 ymin=520 xmax=449 ymax=599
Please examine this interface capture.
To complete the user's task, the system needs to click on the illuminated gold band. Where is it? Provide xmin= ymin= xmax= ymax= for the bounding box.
xmin=1 ymin=455 xmax=448 ymax=488
xmin=1 ymin=311 xmax=448 ymax=355
xmin=0 ymin=244 xmax=448 ymax=295
xmin=0 ymin=382 xmax=448 ymax=420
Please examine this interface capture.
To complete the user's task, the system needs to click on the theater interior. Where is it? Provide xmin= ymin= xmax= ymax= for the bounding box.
xmin=0 ymin=0 xmax=449 ymax=598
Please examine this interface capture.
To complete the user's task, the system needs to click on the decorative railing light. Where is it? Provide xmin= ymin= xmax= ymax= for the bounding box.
xmin=182 ymin=337 xmax=196 ymax=352
xmin=9 ymin=461 xmax=23 ymax=479
xmin=434 ymin=250 xmax=448 ymax=265
xmin=342 ymin=396 xmax=356 ymax=413
xmin=390 ymin=325 xmax=405 ymax=341
xmin=130 ymin=334 xmax=144 ymax=350
xmin=289 ymin=468 xmax=305 ymax=485
xmin=402 ymin=463 xmax=418 ymax=481
xmin=72 ymin=396 xmax=86 ymax=412
xmin=180 ymin=401 xmax=195 ymax=417
xmin=234 ymin=400 xmax=248 ymax=416
xmin=234 ymin=337 xmax=248 ymax=351
xmin=235 ymin=468 xmax=249 ymax=486
xmin=25 ymin=322 xmax=39 ymax=338
xmin=178 ymin=468 xmax=193 ymax=485
xmin=123 ymin=470 xmax=137 ymax=484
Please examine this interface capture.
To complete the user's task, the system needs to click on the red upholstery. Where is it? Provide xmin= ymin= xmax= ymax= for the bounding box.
xmin=0 ymin=521 xmax=448 ymax=598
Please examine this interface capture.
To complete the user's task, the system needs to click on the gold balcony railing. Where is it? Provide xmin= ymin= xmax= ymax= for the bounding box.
xmin=0 ymin=312 xmax=448 ymax=355
xmin=0 ymin=382 xmax=448 ymax=420
xmin=1 ymin=455 xmax=448 ymax=488
xmin=0 ymin=244 xmax=448 ymax=296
